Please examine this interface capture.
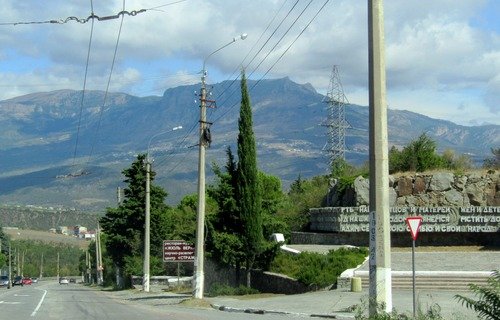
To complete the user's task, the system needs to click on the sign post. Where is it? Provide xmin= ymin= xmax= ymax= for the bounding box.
xmin=405 ymin=216 xmax=423 ymax=319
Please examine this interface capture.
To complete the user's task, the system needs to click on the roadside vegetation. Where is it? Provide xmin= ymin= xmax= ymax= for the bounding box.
xmin=270 ymin=247 xmax=368 ymax=288
xmin=455 ymin=270 xmax=500 ymax=320
xmin=0 ymin=238 xmax=81 ymax=277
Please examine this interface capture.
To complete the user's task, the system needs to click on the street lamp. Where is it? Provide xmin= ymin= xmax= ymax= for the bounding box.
xmin=143 ymin=125 xmax=183 ymax=292
xmin=194 ymin=33 xmax=247 ymax=299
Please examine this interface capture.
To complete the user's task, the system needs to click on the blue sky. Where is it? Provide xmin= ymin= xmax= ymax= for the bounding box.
xmin=0 ymin=0 xmax=498 ymax=126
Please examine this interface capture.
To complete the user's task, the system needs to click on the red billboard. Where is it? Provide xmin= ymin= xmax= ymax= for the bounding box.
xmin=163 ymin=240 xmax=195 ymax=262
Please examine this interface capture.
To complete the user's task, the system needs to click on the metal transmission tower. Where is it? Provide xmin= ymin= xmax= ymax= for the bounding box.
xmin=323 ymin=65 xmax=350 ymax=167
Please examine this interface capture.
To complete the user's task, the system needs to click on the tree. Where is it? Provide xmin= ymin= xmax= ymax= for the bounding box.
xmin=100 ymin=154 xmax=170 ymax=285
xmin=483 ymin=148 xmax=500 ymax=169
xmin=389 ymin=133 xmax=444 ymax=173
xmin=455 ymin=270 xmax=500 ymax=320
xmin=236 ymin=71 xmax=264 ymax=287
xmin=0 ymin=225 xmax=7 ymax=268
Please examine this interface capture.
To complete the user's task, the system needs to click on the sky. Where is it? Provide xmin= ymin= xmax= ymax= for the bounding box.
xmin=0 ymin=0 xmax=499 ymax=126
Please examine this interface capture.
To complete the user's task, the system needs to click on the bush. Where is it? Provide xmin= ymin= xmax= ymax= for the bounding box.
xmin=455 ymin=270 xmax=500 ymax=320
xmin=208 ymin=283 xmax=259 ymax=297
xmin=270 ymin=247 xmax=368 ymax=287
xmin=352 ymin=298 xmax=444 ymax=319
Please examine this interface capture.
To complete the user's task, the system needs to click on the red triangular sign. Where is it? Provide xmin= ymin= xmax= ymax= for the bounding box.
xmin=405 ymin=216 xmax=423 ymax=241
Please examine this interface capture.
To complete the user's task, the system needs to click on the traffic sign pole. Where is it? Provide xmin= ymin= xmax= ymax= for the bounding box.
xmin=405 ymin=216 xmax=423 ymax=319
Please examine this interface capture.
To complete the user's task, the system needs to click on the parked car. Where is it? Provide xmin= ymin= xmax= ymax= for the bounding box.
xmin=12 ymin=276 xmax=23 ymax=286
xmin=0 ymin=275 xmax=9 ymax=287
xmin=69 ymin=278 xmax=76 ymax=283
xmin=59 ymin=277 xmax=69 ymax=285
xmin=22 ymin=277 xmax=32 ymax=285
xmin=31 ymin=277 xmax=38 ymax=283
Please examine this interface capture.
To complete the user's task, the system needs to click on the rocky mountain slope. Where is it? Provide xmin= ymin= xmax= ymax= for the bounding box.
xmin=0 ymin=77 xmax=498 ymax=210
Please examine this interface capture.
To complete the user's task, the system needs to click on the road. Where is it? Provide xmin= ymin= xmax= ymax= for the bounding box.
xmin=0 ymin=281 xmax=287 ymax=320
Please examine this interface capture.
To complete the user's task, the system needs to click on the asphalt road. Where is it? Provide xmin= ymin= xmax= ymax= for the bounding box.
xmin=0 ymin=281 xmax=288 ymax=320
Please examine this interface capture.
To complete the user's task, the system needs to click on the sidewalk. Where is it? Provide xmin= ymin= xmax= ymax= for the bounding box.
xmin=108 ymin=249 xmax=498 ymax=319
xmin=206 ymin=287 xmax=477 ymax=319
xmin=205 ymin=250 xmax=498 ymax=319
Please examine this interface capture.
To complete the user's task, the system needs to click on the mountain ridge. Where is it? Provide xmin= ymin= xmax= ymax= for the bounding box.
xmin=0 ymin=77 xmax=498 ymax=210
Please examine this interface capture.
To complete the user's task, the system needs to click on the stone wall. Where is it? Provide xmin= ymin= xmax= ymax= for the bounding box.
xmin=204 ymin=258 xmax=315 ymax=294
xmin=326 ymin=170 xmax=499 ymax=207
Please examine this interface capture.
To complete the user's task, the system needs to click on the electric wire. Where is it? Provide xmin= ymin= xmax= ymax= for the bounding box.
xmin=211 ymin=0 xmax=330 ymax=125
xmin=71 ymin=0 xmax=95 ymax=167
xmin=86 ymin=0 xmax=126 ymax=166
xmin=210 ymin=0 xmax=305 ymax=119
xmin=251 ymin=0 xmax=330 ymax=90
xmin=248 ymin=0 xmax=313 ymax=80
xmin=207 ymin=0 xmax=290 ymax=113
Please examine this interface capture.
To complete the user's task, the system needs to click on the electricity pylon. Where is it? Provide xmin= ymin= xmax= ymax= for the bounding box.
xmin=322 ymin=65 xmax=350 ymax=167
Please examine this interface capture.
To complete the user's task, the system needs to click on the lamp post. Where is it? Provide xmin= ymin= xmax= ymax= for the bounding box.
xmin=194 ymin=33 xmax=247 ymax=299
xmin=143 ymin=125 xmax=183 ymax=292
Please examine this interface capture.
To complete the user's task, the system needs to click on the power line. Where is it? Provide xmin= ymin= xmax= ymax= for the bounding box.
xmin=248 ymin=0 xmax=313 ymax=80
xmin=251 ymin=0 xmax=331 ymax=90
xmin=211 ymin=1 xmax=330 ymax=126
xmin=72 ymin=0 xmax=95 ymax=167
xmin=0 ymin=9 xmax=145 ymax=26
xmin=207 ymin=0 xmax=291 ymax=113
xmin=86 ymin=0 xmax=126 ymax=166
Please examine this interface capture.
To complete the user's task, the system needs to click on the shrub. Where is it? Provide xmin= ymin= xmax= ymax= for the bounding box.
xmin=270 ymin=247 xmax=368 ymax=287
xmin=455 ymin=270 xmax=500 ymax=320
xmin=208 ymin=283 xmax=259 ymax=297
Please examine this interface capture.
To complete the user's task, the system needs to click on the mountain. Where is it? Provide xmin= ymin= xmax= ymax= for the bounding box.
xmin=0 ymin=77 xmax=498 ymax=211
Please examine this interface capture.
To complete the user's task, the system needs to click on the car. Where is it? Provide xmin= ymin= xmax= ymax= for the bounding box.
xmin=31 ymin=277 xmax=38 ymax=283
xmin=12 ymin=276 xmax=23 ymax=286
xmin=0 ymin=275 xmax=9 ymax=287
xmin=59 ymin=277 xmax=69 ymax=285
xmin=22 ymin=277 xmax=32 ymax=285
xmin=69 ymin=278 xmax=76 ymax=283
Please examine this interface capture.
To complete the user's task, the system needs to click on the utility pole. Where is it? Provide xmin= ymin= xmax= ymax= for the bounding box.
xmin=57 ymin=252 xmax=60 ymax=279
xmin=21 ymin=250 xmax=25 ymax=277
xmin=39 ymin=253 xmax=43 ymax=279
xmin=194 ymin=33 xmax=247 ymax=299
xmin=8 ymin=243 xmax=12 ymax=288
xmin=117 ymin=187 xmax=122 ymax=204
xmin=143 ymin=158 xmax=151 ymax=292
xmin=368 ymin=0 xmax=392 ymax=315
xmin=95 ymin=224 xmax=103 ymax=285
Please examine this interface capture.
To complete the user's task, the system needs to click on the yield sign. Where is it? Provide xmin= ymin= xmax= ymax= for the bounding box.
xmin=405 ymin=216 xmax=423 ymax=241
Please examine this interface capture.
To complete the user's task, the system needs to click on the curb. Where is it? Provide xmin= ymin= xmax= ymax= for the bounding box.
xmin=211 ymin=304 xmax=349 ymax=319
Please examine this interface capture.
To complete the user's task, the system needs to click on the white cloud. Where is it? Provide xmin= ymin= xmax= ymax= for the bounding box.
xmin=0 ymin=0 xmax=498 ymax=125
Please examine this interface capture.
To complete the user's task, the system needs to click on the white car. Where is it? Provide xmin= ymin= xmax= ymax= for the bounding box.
xmin=59 ymin=277 xmax=69 ymax=285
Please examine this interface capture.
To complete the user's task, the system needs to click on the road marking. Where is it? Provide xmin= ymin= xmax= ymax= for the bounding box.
xmin=0 ymin=301 xmax=22 ymax=304
xmin=15 ymin=294 xmax=30 ymax=297
xmin=31 ymin=289 xmax=47 ymax=317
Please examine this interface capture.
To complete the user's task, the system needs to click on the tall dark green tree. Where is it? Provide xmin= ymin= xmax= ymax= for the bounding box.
xmin=236 ymin=71 xmax=264 ymax=287
xmin=100 ymin=154 xmax=169 ymax=285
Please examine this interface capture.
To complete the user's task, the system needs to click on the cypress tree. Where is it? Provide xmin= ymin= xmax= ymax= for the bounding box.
xmin=236 ymin=71 xmax=263 ymax=287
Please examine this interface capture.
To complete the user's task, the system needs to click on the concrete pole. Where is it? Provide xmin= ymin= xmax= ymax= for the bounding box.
xmin=368 ymin=0 xmax=392 ymax=314
xmin=193 ymin=34 xmax=247 ymax=299
xmin=39 ymin=253 xmax=43 ymax=279
xmin=143 ymin=159 xmax=151 ymax=292
xmin=8 ymin=243 xmax=12 ymax=288
xmin=194 ymin=70 xmax=207 ymax=299
xmin=98 ymin=226 xmax=103 ymax=285
xmin=57 ymin=252 xmax=60 ymax=279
